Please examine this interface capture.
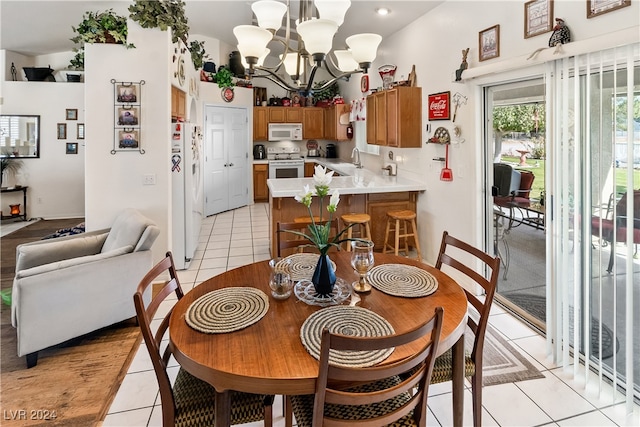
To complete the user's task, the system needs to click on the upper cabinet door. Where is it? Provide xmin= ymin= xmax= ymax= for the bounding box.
xmin=303 ymin=108 xmax=324 ymax=139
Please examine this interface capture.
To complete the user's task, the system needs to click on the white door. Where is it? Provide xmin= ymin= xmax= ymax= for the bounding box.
xmin=204 ymin=106 xmax=249 ymax=216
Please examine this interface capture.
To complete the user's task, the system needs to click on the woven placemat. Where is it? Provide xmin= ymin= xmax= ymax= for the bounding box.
xmin=283 ymin=253 xmax=337 ymax=282
xmin=367 ymin=264 xmax=438 ymax=297
xmin=186 ymin=287 xmax=269 ymax=334
xmin=300 ymin=306 xmax=395 ymax=367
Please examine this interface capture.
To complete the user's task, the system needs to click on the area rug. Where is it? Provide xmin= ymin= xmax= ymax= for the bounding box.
xmin=0 ymin=219 xmax=142 ymax=426
xmin=477 ymin=324 xmax=545 ymax=386
xmin=501 ymin=293 xmax=619 ymax=360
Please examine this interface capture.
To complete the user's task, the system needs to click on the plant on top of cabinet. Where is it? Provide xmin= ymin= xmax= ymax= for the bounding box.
xmin=312 ymin=80 xmax=339 ymax=107
xmin=214 ymin=67 xmax=235 ymax=88
xmin=128 ymin=0 xmax=208 ymax=69
xmin=69 ymin=9 xmax=135 ymax=70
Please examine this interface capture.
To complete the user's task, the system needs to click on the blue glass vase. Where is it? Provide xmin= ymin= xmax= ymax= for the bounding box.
xmin=312 ymin=254 xmax=336 ymax=297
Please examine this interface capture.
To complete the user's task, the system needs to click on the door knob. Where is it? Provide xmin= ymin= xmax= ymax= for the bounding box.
xmin=229 ymin=163 xmax=234 ymax=167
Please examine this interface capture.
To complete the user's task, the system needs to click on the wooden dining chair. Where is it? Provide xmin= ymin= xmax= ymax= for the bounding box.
xmin=290 ymin=307 xmax=444 ymax=427
xmin=432 ymin=231 xmax=500 ymax=427
xmin=133 ymin=251 xmax=273 ymax=427
xmin=276 ymin=219 xmax=338 ymax=257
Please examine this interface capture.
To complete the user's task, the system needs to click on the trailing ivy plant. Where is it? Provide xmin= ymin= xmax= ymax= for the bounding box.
xmin=68 ymin=9 xmax=134 ymax=70
xmin=129 ymin=0 xmax=208 ymax=69
xmin=189 ymin=40 xmax=210 ymax=70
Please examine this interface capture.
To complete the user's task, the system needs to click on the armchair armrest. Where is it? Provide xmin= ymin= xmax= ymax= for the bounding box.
xmin=15 ymin=229 xmax=109 ymax=272
xmin=16 ymin=246 xmax=133 ymax=279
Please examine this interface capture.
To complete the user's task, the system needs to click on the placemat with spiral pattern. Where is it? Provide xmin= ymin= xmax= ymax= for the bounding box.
xmin=300 ymin=306 xmax=395 ymax=367
xmin=282 ymin=253 xmax=336 ymax=282
xmin=186 ymin=287 xmax=269 ymax=334
xmin=367 ymin=264 xmax=438 ymax=297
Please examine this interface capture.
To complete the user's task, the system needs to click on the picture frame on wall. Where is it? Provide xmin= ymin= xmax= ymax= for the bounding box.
xmin=66 ymin=142 xmax=78 ymax=154
xmin=117 ymin=107 xmax=139 ymax=126
xmin=77 ymin=123 xmax=85 ymax=139
xmin=116 ymin=84 xmax=138 ymax=103
xmin=524 ymin=0 xmax=554 ymax=38
xmin=479 ymin=25 xmax=500 ymax=62
xmin=65 ymin=108 xmax=78 ymax=120
xmin=57 ymin=123 xmax=67 ymax=139
xmin=427 ymin=91 xmax=451 ymax=121
xmin=587 ymin=0 xmax=630 ymax=18
xmin=118 ymin=130 xmax=139 ymax=149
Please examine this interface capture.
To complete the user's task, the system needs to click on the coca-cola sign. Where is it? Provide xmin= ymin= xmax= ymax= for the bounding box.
xmin=427 ymin=91 xmax=450 ymax=121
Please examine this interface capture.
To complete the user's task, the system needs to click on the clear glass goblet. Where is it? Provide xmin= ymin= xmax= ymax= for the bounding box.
xmin=269 ymin=257 xmax=293 ymax=300
xmin=350 ymin=240 xmax=375 ymax=293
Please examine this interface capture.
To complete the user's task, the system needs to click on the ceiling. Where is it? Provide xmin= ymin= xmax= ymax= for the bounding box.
xmin=1 ymin=1 xmax=443 ymax=57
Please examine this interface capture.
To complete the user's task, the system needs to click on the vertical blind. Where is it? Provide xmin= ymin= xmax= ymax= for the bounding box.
xmin=547 ymin=43 xmax=638 ymax=414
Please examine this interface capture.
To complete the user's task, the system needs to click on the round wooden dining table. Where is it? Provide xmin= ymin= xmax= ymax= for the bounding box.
xmin=169 ymin=252 xmax=469 ymax=427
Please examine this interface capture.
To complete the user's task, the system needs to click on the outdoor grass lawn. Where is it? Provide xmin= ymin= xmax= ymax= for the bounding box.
xmin=502 ymin=156 xmax=639 ymax=199
xmin=502 ymin=155 xmax=545 ymax=199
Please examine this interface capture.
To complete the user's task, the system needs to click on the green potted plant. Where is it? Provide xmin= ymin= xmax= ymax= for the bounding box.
xmin=68 ymin=9 xmax=135 ymax=70
xmin=1 ymin=156 xmax=23 ymax=188
xmin=312 ymin=80 xmax=340 ymax=107
xmin=128 ymin=0 xmax=208 ymax=69
xmin=214 ymin=67 xmax=235 ymax=88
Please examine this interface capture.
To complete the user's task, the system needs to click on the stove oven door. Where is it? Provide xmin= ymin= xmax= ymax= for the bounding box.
xmin=269 ymin=161 xmax=304 ymax=178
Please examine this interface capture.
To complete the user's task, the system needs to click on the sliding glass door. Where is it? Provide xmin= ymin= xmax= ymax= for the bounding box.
xmin=548 ymin=43 xmax=638 ymax=411
xmin=485 ymin=78 xmax=547 ymax=331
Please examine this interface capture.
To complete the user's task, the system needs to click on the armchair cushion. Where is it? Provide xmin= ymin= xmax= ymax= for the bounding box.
xmin=102 ymin=208 xmax=158 ymax=253
xmin=16 ymin=246 xmax=133 ymax=279
xmin=15 ymin=230 xmax=109 ymax=272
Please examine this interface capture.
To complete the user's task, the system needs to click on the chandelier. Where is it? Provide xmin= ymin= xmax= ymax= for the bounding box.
xmin=233 ymin=0 xmax=382 ymax=96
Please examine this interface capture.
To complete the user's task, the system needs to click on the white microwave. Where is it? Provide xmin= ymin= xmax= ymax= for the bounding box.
xmin=268 ymin=123 xmax=303 ymax=141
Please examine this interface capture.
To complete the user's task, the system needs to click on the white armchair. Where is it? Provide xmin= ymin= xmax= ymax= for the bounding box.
xmin=11 ymin=208 xmax=160 ymax=368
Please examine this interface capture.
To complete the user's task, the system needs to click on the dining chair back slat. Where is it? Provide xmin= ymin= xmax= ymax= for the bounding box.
xmin=292 ymin=307 xmax=444 ymax=427
xmin=433 ymin=231 xmax=500 ymax=427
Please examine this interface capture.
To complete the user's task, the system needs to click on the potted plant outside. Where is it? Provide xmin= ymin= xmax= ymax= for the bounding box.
xmin=68 ymin=9 xmax=135 ymax=70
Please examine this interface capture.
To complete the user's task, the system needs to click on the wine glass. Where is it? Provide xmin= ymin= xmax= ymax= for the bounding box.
xmin=350 ymin=240 xmax=375 ymax=293
xmin=269 ymin=258 xmax=293 ymax=300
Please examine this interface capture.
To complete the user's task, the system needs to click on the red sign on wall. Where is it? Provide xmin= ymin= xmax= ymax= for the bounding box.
xmin=427 ymin=91 xmax=451 ymax=121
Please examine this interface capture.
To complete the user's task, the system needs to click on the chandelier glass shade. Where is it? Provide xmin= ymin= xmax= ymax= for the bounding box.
xmin=234 ymin=0 xmax=382 ymax=96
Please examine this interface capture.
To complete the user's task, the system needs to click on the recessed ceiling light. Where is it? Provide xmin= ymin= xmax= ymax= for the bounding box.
xmin=376 ymin=7 xmax=390 ymax=16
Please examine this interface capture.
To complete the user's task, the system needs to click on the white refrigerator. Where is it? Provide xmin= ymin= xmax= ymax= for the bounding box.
xmin=171 ymin=122 xmax=203 ymax=270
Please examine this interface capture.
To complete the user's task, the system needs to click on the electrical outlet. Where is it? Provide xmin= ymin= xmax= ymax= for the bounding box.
xmin=142 ymin=174 xmax=156 ymax=185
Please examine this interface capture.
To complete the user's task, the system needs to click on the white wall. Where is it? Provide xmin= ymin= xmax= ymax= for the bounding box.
xmin=1 ymin=81 xmax=85 ymax=219
xmin=339 ymin=0 xmax=640 ymax=262
xmin=84 ymin=21 xmax=172 ymax=263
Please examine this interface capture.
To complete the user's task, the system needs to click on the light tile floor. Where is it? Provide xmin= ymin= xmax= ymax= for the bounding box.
xmin=102 ymin=204 xmax=639 ymax=427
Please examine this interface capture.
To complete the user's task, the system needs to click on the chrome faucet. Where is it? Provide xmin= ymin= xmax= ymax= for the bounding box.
xmin=351 ymin=147 xmax=362 ymax=168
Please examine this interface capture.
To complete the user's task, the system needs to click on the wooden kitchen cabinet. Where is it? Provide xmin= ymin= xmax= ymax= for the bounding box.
xmin=304 ymin=162 xmax=316 ymax=177
xmin=253 ymin=107 xmax=268 ymax=141
xmin=366 ymin=87 xmax=421 ymax=148
xmin=323 ymin=104 xmax=351 ymax=141
xmin=366 ymin=192 xmax=418 ymax=251
xmin=253 ymin=163 xmax=269 ymax=202
xmin=302 ymin=107 xmax=324 ymax=139
xmin=268 ymin=107 xmax=303 ymax=123
xmin=171 ymin=86 xmax=186 ymax=120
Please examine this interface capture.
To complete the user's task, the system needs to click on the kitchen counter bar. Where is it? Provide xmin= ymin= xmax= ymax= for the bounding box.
xmin=267 ymin=166 xmax=426 ymax=197
xmin=268 ymin=164 xmax=426 ymax=255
